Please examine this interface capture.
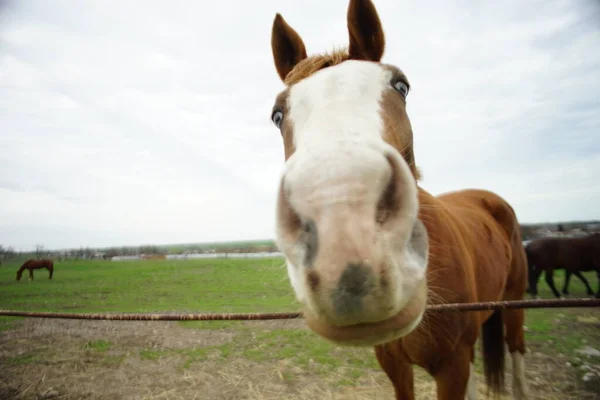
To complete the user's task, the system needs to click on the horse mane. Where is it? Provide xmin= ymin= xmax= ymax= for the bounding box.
xmin=284 ymin=48 xmax=349 ymax=86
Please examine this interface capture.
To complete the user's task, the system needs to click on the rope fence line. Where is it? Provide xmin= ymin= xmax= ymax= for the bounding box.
xmin=1 ymin=298 xmax=599 ymax=321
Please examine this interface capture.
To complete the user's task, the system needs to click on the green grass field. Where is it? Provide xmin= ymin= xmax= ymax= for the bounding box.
xmin=0 ymin=258 xmax=294 ymax=314
xmin=0 ymin=258 xmax=598 ymax=399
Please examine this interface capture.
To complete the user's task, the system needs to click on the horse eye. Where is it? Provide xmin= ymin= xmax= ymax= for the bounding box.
xmin=271 ymin=110 xmax=284 ymax=129
xmin=392 ymin=79 xmax=409 ymax=98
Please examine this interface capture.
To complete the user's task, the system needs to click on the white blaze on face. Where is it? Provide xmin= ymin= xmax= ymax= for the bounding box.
xmin=281 ymin=60 xmax=408 ymax=223
xmin=288 ymin=60 xmax=391 ymax=150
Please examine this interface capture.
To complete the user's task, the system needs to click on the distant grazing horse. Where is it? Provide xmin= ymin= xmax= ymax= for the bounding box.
xmin=526 ymin=233 xmax=600 ymax=299
xmin=269 ymin=1 xmax=529 ymax=399
xmin=16 ymin=258 xmax=54 ymax=281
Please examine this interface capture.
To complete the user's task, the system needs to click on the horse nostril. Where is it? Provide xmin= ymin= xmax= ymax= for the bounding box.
xmin=331 ymin=263 xmax=373 ymax=316
xmin=376 ymin=154 xmax=402 ymax=225
xmin=276 ymin=179 xmax=302 ymax=234
xmin=300 ymin=219 xmax=319 ymax=268
xmin=307 ymin=271 xmax=320 ymax=291
xmin=277 ymin=178 xmax=320 ymax=268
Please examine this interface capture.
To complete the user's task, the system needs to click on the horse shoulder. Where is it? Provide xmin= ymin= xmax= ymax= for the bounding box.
xmin=418 ymin=194 xmax=474 ymax=298
xmin=442 ymin=191 xmax=522 ymax=298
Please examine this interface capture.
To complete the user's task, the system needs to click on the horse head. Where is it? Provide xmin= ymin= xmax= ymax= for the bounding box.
xmin=270 ymin=0 xmax=428 ymax=346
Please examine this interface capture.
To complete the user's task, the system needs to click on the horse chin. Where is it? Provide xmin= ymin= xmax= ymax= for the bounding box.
xmin=303 ymin=279 xmax=427 ymax=347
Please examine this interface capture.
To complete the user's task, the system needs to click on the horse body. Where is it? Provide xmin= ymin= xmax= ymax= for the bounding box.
xmin=375 ymin=189 xmax=527 ymax=398
xmin=269 ymin=1 xmax=528 ymax=398
xmin=16 ymin=258 xmax=54 ymax=281
xmin=526 ymin=233 xmax=600 ymax=298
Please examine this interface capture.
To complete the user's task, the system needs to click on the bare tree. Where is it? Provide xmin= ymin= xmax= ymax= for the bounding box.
xmin=5 ymin=246 xmax=15 ymax=259
xmin=105 ymin=248 xmax=120 ymax=258
xmin=139 ymin=245 xmax=160 ymax=255
xmin=35 ymin=244 xmax=44 ymax=259
xmin=83 ymin=247 xmax=94 ymax=259
xmin=75 ymin=246 xmax=84 ymax=261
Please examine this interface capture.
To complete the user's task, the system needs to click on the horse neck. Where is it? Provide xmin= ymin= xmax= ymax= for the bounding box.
xmin=417 ymin=187 xmax=446 ymax=229
xmin=417 ymin=186 xmax=476 ymax=270
xmin=416 ymin=187 xmax=451 ymax=252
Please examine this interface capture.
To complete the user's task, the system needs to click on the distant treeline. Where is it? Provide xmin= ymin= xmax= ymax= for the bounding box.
xmin=3 ymin=241 xmax=280 ymax=261
xmin=3 ymin=220 xmax=598 ymax=261
xmin=520 ymin=220 xmax=600 ymax=240
xmin=0 ymin=245 xmax=17 ymax=260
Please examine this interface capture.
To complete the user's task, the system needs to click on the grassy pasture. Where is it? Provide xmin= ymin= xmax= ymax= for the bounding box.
xmin=0 ymin=258 xmax=598 ymax=399
xmin=0 ymin=258 xmax=294 ymax=314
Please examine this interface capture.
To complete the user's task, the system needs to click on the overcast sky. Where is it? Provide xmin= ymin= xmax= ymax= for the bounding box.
xmin=1 ymin=0 xmax=599 ymax=251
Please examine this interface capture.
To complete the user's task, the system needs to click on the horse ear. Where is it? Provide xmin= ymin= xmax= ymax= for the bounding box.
xmin=271 ymin=14 xmax=308 ymax=82
xmin=346 ymin=0 xmax=385 ymax=62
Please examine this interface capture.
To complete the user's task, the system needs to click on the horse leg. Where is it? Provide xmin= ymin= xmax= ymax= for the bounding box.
xmin=561 ymin=270 xmax=572 ymax=296
xmin=528 ymin=268 xmax=542 ymax=298
xmin=596 ymin=270 xmax=600 ymax=299
xmin=432 ymin=344 xmax=472 ymax=400
xmin=48 ymin=267 xmax=53 ymax=279
xmin=503 ymin=309 xmax=529 ymax=400
xmin=29 ymin=269 xmax=34 ymax=281
xmin=465 ymin=346 xmax=477 ymax=400
xmin=374 ymin=344 xmax=414 ymax=400
xmin=572 ymin=271 xmax=594 ymax=296
xmin=544 ymin=270 xmax=561 ymax=298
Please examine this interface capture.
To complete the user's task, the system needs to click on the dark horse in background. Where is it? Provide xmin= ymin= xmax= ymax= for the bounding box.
xmin=16 ymin=258 xmax=54 ymax=281
xmin=526 ymin=233 xmax=600 ymax=298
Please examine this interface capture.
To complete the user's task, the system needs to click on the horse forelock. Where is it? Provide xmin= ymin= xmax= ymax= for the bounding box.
xmin=283 ymin=48 xmax=349 ymax=86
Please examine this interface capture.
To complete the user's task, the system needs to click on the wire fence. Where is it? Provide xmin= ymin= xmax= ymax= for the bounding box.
xmin=1 ymin=298 xmax=599 ymax=321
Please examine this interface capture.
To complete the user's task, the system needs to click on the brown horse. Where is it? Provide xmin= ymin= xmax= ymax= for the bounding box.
xmin=269 ymin=1 xmax=529 ymax=398
xmin=526 ymin=233 xmax=600 ymax=299
xmin=16 ymin=258 xmax=54 ymax=281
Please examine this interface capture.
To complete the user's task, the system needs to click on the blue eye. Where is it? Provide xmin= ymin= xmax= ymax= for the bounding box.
xmin=392 ymin=79 xmax=409 ymax=98
xmin=272 ymin=110 xmax=284 ymax=128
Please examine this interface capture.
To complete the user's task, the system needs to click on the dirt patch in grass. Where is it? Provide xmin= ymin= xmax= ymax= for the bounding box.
xmin=522 ymin=309 xmax=600 ymax=399
xmin=0 ymin=317 xmax=598 ymax=399
xmin=0 ymin=318 xmax=235 ymax=350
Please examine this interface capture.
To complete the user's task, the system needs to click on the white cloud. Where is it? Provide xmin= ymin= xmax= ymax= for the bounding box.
xmin=1 ymin=0 xmax=599 ymax=250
